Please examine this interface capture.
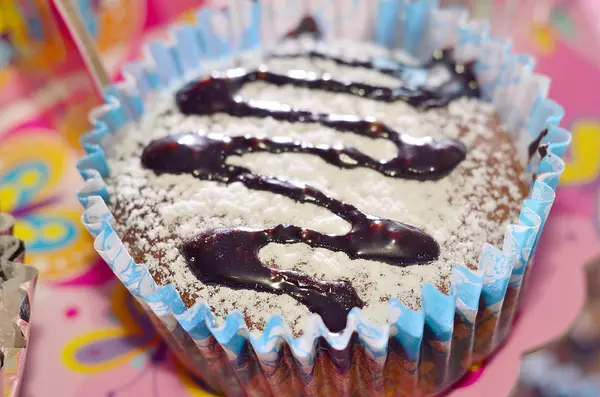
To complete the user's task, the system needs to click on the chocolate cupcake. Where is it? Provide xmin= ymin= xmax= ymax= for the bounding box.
xmin=78 ymin=1 xmax=571 ymax=395
xmin=106 ymin=43 xmax=525 ymax=335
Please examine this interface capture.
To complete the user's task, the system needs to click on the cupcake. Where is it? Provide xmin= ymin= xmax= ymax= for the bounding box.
xmin=78 ymin=1 xmax=571 ymax=395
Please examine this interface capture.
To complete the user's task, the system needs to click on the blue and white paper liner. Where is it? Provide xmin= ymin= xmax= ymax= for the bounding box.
xmin=76 ymin=0 xmax=571 ymax=394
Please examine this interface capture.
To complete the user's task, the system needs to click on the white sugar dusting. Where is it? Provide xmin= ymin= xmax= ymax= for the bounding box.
xmin=104 ymin=40 xmax=525 ymax=335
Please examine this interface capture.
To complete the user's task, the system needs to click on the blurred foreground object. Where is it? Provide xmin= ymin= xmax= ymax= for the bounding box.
xmin=0 ymin=213 xmax=39 ymax=397
xmin=516 ymin=258 xmax=600 ymax=396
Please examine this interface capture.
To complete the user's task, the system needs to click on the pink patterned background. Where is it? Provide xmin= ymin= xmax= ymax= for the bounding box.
xmin=0 ymin=1 xmax=598 ymax=396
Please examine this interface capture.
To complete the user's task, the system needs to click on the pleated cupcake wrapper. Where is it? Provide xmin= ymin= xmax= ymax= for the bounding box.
xmin=75 ymin=1 xmax=571 ymax=395
xmin=0 ymin=213 xmax=38 ymax=397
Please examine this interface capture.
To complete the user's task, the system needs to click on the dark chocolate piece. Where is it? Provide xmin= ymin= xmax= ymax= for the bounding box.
xmin=284 ymin=16 xmax=322 ymax=40
xmin=528 ymin=129 xmax=549 ymax=161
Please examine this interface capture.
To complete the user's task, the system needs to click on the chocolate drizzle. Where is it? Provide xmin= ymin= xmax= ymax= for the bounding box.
xmin=141 ymin=50 xmax=480 ymax=332
xmin=142 ymin=132 xmax=441 ymax=332
xmin=177 ymin=49 xmax=479 ymax=113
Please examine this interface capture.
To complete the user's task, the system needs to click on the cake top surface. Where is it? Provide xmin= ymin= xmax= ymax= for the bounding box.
xmin=103 ymin=39 xmax=527 ymax=335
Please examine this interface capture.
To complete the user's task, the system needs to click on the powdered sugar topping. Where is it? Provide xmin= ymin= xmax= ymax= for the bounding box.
xmin=104 ymin=41 xmax=525 ymax=335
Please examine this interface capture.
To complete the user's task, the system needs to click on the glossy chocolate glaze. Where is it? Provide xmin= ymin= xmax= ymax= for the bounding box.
xmin=142 ymin=132 xmax=442 ymax=331
xmin=142 ymin=50 xmax=480 ymax=332
xmin=177 ymin=49 xmax=479 ymax=113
